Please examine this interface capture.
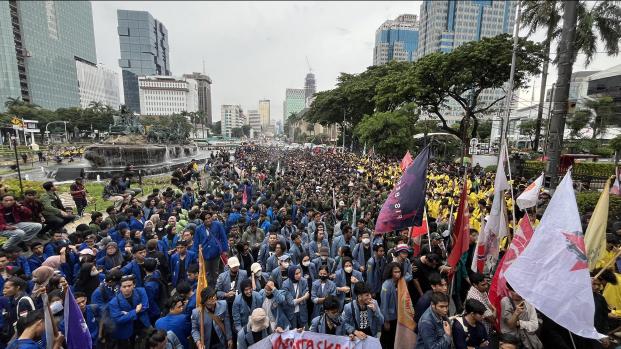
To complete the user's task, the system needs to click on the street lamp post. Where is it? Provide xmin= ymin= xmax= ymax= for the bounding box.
xmin=11 ymin=133 xmax=23 ymax=196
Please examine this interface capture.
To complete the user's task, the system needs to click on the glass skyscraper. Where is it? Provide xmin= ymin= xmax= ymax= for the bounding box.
xmin=117 ymin=10 xmax=171 ymax=113
xmin=0 ymin=1 xmax=97 ymax=112
xmin=373 ymin=14 xmax=419 ymax=65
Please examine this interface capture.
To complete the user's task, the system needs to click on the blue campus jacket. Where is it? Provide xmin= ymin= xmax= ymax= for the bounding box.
xmin=10 ymin=256 xmax=31 ymax=277
xmin=155 ymin=313 xmax=190 ymax=349
xmin=144 ymin=271 xmax=164 ymax=321
xmin=341 ymin=299 xmax=384 ymax=336
xmin=366 ymin=255 xmax=388 ymax=295
xmin=215 ymin=270 xmax=248 ymax=299
xmin=59 ymin=304 xmax=99 ymax=346
xmin=129 ymin=217 xmax=144 ymax=231
xmin=352 ymin=243 xmax=373 ymax=273
xmin=91 ymin=284 xmax=116 ymax=310
xmin=310 ymin=314 xmax=346 ymax=336
xmin=170 ymin=251 xmax=197 ymax=287
xmin=191 ymin=301 xmax=231 ymax=348
xmin=27 ymin=254 xmax=45 ymax=273
xmin=282 ymin=278 xmax=309 ymax=327
xmin=193 ymin=222 xmax=228 ymax=260
xmin=107 ymin=287 xmax=151 ymax=340
xmin=331 ymin=235 xmax=356 ymax=258
xmin=334 ymin=268 xmax=364 ymax=306
xmin=181 ymin=193 xmax=195 ymax=210
xmin=415 ymin=306 xmax=452 ymax=349
xmin=232 ymin=291 xmax=263 ymax=332
xmin=380 ymin=279 xmax=398 ymax=322
xmin=120 ymin=260 xmax=144 ymax=287
xmin=310 ymin=279 xmax=337 ymax=318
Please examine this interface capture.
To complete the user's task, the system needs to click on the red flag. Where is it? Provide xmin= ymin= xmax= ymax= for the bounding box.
xmin=447 ymin=177 xmax=470 ymax=269
xmin=242 ymin=185 xmax=248 ymax=205
xmin=489 ymin=215 xmax=534 ymax=330
xmin=410 ymin=209 xmax=428 ymax=238
xmin=400 ymin=150 xmax=414 ymax=172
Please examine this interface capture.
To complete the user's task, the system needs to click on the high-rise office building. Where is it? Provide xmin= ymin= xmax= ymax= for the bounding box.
xmin=117 ymin=10 xmax=170 ymax=113
xmin=285 ymin=89 xmax=306 ymax=119
xmin=258 ymin=99 xmax=270 ymax=131
xmin=75 ymin=61 xmax=120 ymax=109
xmin=247 ymin=109 xmax=261 ymax=134
xmin=183 ymin=72 xmax=212 ymax=125
xmin=417 ymin=0 xmax=517 ymax=123
xmin=221 ymin=105 xmax=244 ymax=138
xmin=138 ymin=76 xmax=198 ymax=116
xmin=0 ymin=1 xmax=97 ymax=112
xmin=373 ymin=14 xmax=419 ymax=65
xmin=304 ymin=73 xmax=316 ymax=100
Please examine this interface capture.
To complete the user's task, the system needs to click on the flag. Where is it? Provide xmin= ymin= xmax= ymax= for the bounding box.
xmin=504 ymin=171 xmax=604 ymax=339
xmin=447 ymin=177 xmax=470 ymax=269
xmin=585 ymin=178 xmax=611 ymax=270
xmin=196 ymin=246 xmax=208 ymax=305
xmin=489 ymin=215 xmax=535 ymax=330
xmin=611 ymin=168 xmax=620 ymax=196
xmin=375 ymin=147 xmax=430 ymax=233
xmin=394 ymin=277 xmax=417 ymax=349
xmin=410 ymin=208 xmax=428 ymax=238
xmin=400 ymin=150 xmax=414 ymax=172
xmin=411 ymin=227 xmax=422 ymax=256
xmin=516 ymin=172 xmax=544 ymax=210
xmin=42 ymin=293 xmax=55 ymax=349
xmin=64 ymin=287 xmax=92 ymax=349
xmin=242 ymin=185 xmax=248 ymax=205
xmin=472 ymin=143 xmax=509 ymax=274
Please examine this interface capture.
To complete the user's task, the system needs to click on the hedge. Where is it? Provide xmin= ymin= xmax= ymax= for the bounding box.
xmin=576 ymin=191 xmax=621 ymax=224
xmin=574 ymin=162 xmax=616 ymax=177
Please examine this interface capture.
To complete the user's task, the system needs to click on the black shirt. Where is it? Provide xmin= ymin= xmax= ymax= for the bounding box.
xmin=3 ymin=207 xmax=14 ymax=224
xmin=178 ymin=255 xmax=187 ymax=283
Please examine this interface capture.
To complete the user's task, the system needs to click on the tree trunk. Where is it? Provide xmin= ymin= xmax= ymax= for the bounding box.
xmin=533 ymin=34 xmax=552 ymax=151
xmin=546 ymin=1 xmax=578 ymax=188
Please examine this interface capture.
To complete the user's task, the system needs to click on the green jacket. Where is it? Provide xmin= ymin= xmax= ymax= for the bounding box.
xmin=40 ymin=191 xmax=63 ymax=217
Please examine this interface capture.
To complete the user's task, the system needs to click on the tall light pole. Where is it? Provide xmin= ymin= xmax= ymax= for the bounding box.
xmin=11 ymin=133 xmax=23 ymax=196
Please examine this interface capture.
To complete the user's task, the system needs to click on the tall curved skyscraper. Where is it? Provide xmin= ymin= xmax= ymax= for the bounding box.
xmin=304 ymin=72 xmax=316 ymax=100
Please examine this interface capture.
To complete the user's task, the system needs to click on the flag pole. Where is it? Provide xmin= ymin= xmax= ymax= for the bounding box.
xmin=593 ymin=248 xmax=621 ymax=279
xmin=425 ymin=208 xmax=432 ymax=251
xmin=504 ymin=141 xmax=518 ymax=238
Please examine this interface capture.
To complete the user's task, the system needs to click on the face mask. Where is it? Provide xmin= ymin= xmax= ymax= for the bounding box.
xmin=282 ymin=262 xmax=290 ymax=269
xmin=321 ymin=256 xmax=328 ymax=261
xmin=344 ymin=267 xmax=353 ymax=273
xmin=302 ymin=261 xmax=310 ymax=267
xmin=91 ymin=270 xmax=100 ymax=277
xmin=320 ymin=275 xmax=328 ymax=281
xmin=50 ymin=301 xmax=63 ymax=315
xmin=362 ymin=238 xmax=370 ymax=245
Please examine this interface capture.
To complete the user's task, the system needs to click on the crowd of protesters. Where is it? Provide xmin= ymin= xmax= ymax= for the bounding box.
xmin=0 ymin=144 xmax=616 ymax=349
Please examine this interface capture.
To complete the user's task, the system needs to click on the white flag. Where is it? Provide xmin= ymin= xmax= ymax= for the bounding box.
xmin=516 ymin=172 xmax=544 ymax=210
xmin=472 ymin=142 xmax=509 ymax=273
xmin=505 ymin=171 xmax=604 ymax=339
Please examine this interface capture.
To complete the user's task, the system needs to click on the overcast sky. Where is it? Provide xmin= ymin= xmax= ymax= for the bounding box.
xmin=91 ymin=1 xmax=620 ymax=123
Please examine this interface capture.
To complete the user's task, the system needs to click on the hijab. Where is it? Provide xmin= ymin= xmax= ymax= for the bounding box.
xmin=287 ymin=265 xmax=301 ymax=284
xmin=32 ymin=266 xmax=55 ymax=287
xmin=104 ymin=242 xmax=124 ymax=268
xmin=74 ymin=263 xmax=100 ymax=300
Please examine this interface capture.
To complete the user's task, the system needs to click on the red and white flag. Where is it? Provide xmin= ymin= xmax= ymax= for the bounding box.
xmin=400 ymin=150 xmax=413 ymax=172
xmin=488 ymin=215 xmax=534 ymax=330
xmin=505 ymin=171 xmax=605 ymax=339
xmin=447 ymin=176 xmax=470 ymax=270
xmin=516 ymin=172 xmax=544 ymax=210
xmin=472 ymin=143 xmax=509 ymax=274
xmin=611 ymin=168 xmax=620 ymax=196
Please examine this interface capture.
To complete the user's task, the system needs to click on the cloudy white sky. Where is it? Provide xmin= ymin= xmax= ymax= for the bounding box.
xmin=91 ymin=1 xmax=619 ymax=123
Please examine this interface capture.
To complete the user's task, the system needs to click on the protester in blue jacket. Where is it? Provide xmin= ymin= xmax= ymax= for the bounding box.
xmin=236 ymin=308 xmax=272 ymax=349
xmin=59 ymin=291 xmax=99 ymax=347
xmin=107 ymin=275 xmax=151 ymax=345
xmin=310 ymin=295 xmax=347 ymax=336
xmin=334 ymin=257 xmax=364 ymax=307
xmin=155 ymin=295 xmax=191 ymax=349
xmin=26 ymin=243 xmax=46 ymax=273
xmin=282 ymin=265 xmax=310 ymax=329
xmin=120 ymin=245 xmax=147 ymax=287
xmin=190 ymin=287 xmax=232 ymax=349
xmin=193 ymin=212 xmax=228 ymax=286
xmin=232 ymin=279 xmax=264 ymax=332
xmin=169 ymin=240 xmax=197 ymax=287
xmin=380 ymin=262 xmax=402 ymax=347
xmin=341 ymin=282 xmax=384 ymax=341
xmin=181 ymin=187 xmax=196 ymax=211
xmin=366 ymin=243 xmax=388 ymax=299
xmin=310 ymin=265 xmax=337 ymax=319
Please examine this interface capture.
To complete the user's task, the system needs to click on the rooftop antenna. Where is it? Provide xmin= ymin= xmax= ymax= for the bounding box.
xmin=305 ymin=56 xmax=312 ymax=73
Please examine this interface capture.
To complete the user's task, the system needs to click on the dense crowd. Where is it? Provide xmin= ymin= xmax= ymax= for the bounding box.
xmin=0 ymin=145 xmax=616 ymax=349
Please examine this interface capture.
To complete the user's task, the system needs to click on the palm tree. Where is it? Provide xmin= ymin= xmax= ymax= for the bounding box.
xmin=521 ymin=0 xmax=621 ymax=151
xmin=88 ymin=101 xmax=104 ymax=113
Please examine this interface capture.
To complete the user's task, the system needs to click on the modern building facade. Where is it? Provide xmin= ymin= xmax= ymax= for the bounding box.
xmin=221 ymin=104 xmax=244 ymax=138
xmin=183 ymin=72 xmax=212 ymax=125
xmin=75 ymin=61 xmax=120 ymax=109
xmin=0 ymin=1 xmax=97 ymax=112
xmin=247 ymin=109 xmax=261 ymax=134
xmin=304 ymin=72 xmax=316 ymax=100
xmin=285 ymin=88 xmax=306 ymax=119
xmin=373 ymin=14 xmax=419 ymax=65
xmin=117 ymin=10 xmax=171 ymax=113
xmin=138 ymin=76 xmax=198 ymax=116
xmin=259 ymin=99 xmax=270 ymax=131
xmin=416 ymin=0 xmax=517 ymax=123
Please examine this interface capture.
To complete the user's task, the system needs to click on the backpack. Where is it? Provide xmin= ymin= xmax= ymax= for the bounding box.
xmin=449 ymin=315 xmax=469 ymax=349
xmin=145 ymin=274 xmax=170 ymax=311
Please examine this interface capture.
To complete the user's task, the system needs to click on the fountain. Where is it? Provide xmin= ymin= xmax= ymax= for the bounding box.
xmin=80 ymin=110 xmax=209 ymax=180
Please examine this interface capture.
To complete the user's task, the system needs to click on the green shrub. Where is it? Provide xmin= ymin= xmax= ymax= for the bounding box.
xmin=574 ymin=162 xmax=616 ymax=177
xmin=577 ymin=191 xmax=621 ymax=224
xmin=485 ymin=165 xmax=497 ymax=172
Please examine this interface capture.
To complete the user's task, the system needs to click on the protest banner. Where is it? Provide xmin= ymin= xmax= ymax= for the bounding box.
xmin=249 ymin=330 xmax=381 ymax=349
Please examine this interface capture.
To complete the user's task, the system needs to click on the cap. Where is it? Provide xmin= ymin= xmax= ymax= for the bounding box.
xmin=278 ymin=254 xmax=291 ymax=262
xmin=250 ymin=262 xmax=262 ymax=275
xmin=339 ymin=200 xmax=345 ymax=206
xmin=394 ymin=244 xmax=410 ymax=253
xmin=319 ymin=247 xmax=329 ymax=255
xmin=249 ymin=308 xmax=269 ymax=332
xmin=227 ymin=256 xmax=240 ymax=268
xmin=79 ymin=248 xmax=95 ymax=256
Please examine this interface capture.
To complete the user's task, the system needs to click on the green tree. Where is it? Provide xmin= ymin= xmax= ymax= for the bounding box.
xmin=231 ymin=127 xmax=244 ymax=138
xmin=610 ymin=134 xmax=621 ymax=164
xmin=567 ymin=110 xmax=590 ymax=139
xmin=519 ymin=119 xmax=539 ymax=142
xmin=375 ymin=34 xmax=543 ymax=146
xmin=477 ymin=120 xmax=493 ymax=141
xmin=354 ymin=105 xmax=419 ymax=158
xmin=210 ymin=121 xmax=221 ymax=135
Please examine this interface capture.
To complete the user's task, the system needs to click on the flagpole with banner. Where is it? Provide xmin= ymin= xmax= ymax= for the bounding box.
xmin=585 ymin=177 xmax=611 ymax=270
xmin=197 ymin=246 xmax=208 ymax=346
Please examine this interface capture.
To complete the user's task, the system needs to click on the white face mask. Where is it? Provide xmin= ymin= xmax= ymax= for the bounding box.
xmin=50 ymin=301 xmax=63 ymax=315
xmin=91 ymin=270 xmax=100 ymax=277
xmin=344 ymin=266 xmax=353 ymax=273
xmin=282 ymin=262 xmax=290 ymax=269
xmin=302 ymin=261 xmax=310 ymax=267
xmin=362 ymin=238 xmax=370 ymax=245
